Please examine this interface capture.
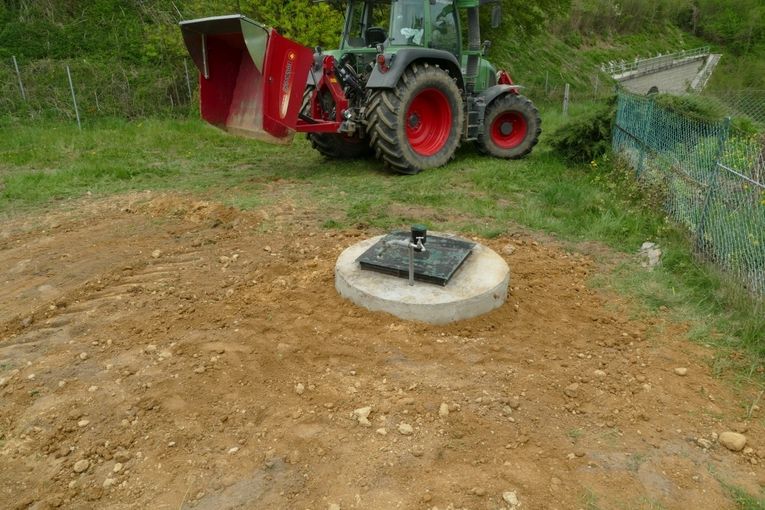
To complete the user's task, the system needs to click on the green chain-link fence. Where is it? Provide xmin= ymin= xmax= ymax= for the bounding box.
xmin=706 ymin=89 xmax=765 ymax=125
xmin=613 ymin=90 xmax=765 ymax=297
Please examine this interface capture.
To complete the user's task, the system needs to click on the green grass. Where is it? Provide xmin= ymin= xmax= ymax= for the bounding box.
xmin=726 ymin=484 xmax=765 ymax=510
xmin=0 ymin=104 xmax=762 ymax=375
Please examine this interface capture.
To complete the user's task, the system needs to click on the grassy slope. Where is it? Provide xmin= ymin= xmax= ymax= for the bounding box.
xmin=491 ymin=23 xmax=710 ymax=100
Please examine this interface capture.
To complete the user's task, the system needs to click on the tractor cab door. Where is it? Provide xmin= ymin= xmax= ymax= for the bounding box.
xmin=429 ymin=0 xmax=460 ymax=56
xmin=389 ymin=0 xmax=427 ymax=46
xmin=389 ymin=0 xmax=459 ymax=55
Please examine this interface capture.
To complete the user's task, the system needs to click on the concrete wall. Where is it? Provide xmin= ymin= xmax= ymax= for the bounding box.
xmin=619 ymin=58 xmax=706 ymax=95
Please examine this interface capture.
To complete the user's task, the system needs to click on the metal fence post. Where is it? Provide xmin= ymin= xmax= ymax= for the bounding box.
xmin=635 ymin=96 xmax=657 ymax=177
xmin=184 ymin=60 xmax=193 ymax=100
xmin=563 ymin=84 xmax=570 ymax=116
xmin=66 ymin=65 xmax=82 ymax=131
xmin=12 ymin=56 xmax=26 ymax=101
xmin=695 ymin=117 xmax=732 ymax=253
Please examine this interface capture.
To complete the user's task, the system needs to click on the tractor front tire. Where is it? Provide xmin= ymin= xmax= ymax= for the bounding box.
xmin=367 ymin=64 xmax=463 ymax=174
xmin=302 ymin=87 xmax=371 ymax=160
xmin=477 ymin=94 xmax=541 ymax=159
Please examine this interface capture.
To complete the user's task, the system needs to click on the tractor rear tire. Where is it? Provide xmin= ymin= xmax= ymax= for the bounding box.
xmin=367 ymin=63 xmax=463 ymax=174
xmin=302 ymin=87 xmax=371 ymax=160
xmin=477 ymin=94 xmax=541 ymax=159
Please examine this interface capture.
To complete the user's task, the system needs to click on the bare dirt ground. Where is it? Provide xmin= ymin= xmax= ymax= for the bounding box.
xmin=1 ymin=192 xmax=764 ymax=510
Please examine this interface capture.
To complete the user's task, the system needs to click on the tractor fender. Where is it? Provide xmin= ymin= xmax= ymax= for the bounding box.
xmin=366 ymin=48 xmax=464 ymax=90
xmin=478 ymin=85 xmax=522 ymax=108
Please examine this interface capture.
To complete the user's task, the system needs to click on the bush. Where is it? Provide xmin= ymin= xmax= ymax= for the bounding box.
xmin=549 ymin=98 xmax=616 ymax=163
xmin=652 ymin=93 xmax=728 ymax=122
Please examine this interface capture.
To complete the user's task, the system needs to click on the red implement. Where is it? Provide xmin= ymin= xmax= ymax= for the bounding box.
xmin=180 ymin=15 xmax=314 ymax=143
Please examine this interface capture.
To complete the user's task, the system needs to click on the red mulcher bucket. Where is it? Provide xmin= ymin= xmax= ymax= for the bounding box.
xmin=180 ymin=15 xmax=313 ymax=143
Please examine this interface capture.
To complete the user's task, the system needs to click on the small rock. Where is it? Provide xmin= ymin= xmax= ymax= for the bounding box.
xmin=295 ymin=383 xmax=305 ymax=395
xmin=696 ymin=438 xmax=713 ymax=449
xmin=328 ymin=504 xmax=341 ymax=510
xmin=471 ymin=487 xmax=487 ymax=497
xmin=228 ymin=447 xmax=239 ymax=454
xmin=79 ymin=352 xmax=89 ymax=361
xmin=0 ymin=377 xmax=7 ymax=387
xmin=502 ymin=490 xmax=520 ymax=508
xmin=193 ymin=366 xmax=206 ymax=374
xmin=719 ymin=431 xmax=747 ymax=452
xmin=113 ymin=463 xmax=123 ymax=473
xmin=398 ymin=423 xmax=414 ymax=436
xmin=144 ymin=344 xmax=157 ymax=353
xmin=508 ymin=398 xmax=521 ymax=410
xmin=732 ymin=422 xmax=749 ymax=434
xmin=102 ymin=478 xmax=116 ymax=489
xmin=639 ymin=242 xmax=662 ymax=269
xmin=114 ymin=450 xmax=131 ymax=463
xmin=353 ymin=406 xmax=372 ymax=427
xmin=73 ymin=460 xmax=90 ymax=473
xmin=88 ymin=386 xmax=98 ymax=393
xmin=674 ymin=367 xmax=688 ymax=376
xmin=376 ymin=428 xmax=387 ymax=436
xmin=151 ymin=249 xmax=162 ymax=259
xmin=502 ymin=244 xmax=516 ymax=255
xmin=564 ymin=383 xmax=579 ymax=398
xmin=439 ymin=403 xmax=449 ymax=417
xmin=77 ymin=419 xmax=90 ymax=428
xmin=593 ymin=370 xmax=607 ymax=378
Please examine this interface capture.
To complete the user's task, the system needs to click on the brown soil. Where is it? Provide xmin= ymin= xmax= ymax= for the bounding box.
xmin=1 ymin=192 xmax=763 ymax=510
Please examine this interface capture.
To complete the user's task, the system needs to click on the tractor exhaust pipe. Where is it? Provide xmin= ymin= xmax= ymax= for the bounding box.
xmin=466 ymin=7 xmax=481 ymax=93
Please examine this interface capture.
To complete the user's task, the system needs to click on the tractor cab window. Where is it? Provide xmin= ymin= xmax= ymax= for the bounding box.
xmin=429 ymin=0 xmax=459 ymax=55
xmin=343 ymin=1 xmax=367 ymax=48
xmin=343 ymin=1 xmax=391 ymax=48
xmin=390 ymin=0 xmax=426 ymax=46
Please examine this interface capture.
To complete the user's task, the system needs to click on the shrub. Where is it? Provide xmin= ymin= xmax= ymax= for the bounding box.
xmin=549 ymin=97 xmax=616 ymax=163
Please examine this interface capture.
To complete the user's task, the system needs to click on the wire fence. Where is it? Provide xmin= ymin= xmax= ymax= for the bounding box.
xmin=613 ymin=89 xmax=765 ymax=297
xmin=0 ymin=56 xmax=197 ymax=123
xmin=706 ymin=89 xmax=765 ymax=125
xmin=0 ymin=52 xmax=616 ymax=127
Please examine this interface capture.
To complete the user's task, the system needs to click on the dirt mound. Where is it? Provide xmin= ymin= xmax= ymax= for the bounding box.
xmin=0 ymin=194 xmax=762 ymax=509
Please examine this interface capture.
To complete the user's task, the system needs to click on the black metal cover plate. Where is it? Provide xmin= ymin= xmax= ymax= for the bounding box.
xmin=357 ymin=232 xmax=475 ymax=286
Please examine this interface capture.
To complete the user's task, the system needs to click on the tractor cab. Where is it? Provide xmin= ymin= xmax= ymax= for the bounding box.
xmin=338 ymin=0 xmax=459 ymax=56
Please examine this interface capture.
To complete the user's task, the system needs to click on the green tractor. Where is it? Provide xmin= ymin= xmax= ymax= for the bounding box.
xmin=180 ymin=0 xmax=541 ymax=174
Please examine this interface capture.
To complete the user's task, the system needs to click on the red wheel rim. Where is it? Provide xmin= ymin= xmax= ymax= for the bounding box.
xmin=405 ymin=88 xmax=452 ymax=157
xmin=491 ymin=112 xmax=528 ymax=149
